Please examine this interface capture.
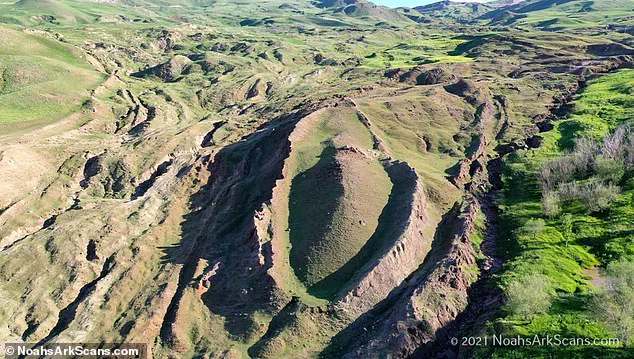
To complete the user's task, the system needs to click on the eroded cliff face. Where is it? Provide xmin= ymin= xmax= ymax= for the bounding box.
xmin=340 ymin=200 xmax=480 ymax=359
xmin=161 ymin=110 xmax=312 ymax=348
xmin=334 ymin=161 xmax=434 ymax=319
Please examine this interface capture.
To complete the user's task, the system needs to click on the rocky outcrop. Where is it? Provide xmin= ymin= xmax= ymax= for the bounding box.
xmin=113 ymin=89 xmax=154 ymax=135
xmin=444 ymin=79 xmax=489 ymax=106
xmin=417 ymin=67 xmax=457 ymax=85
xmin=159 ymin=110 xmax=316 ymax=347
xmin=150 ymin=30 xmax=180 ymax=53
xmin=586 ymin=43 xmax=634 ymax=57
xmin=132 ymin=55 xmax=192 ymax=82
xmin=450 ymin=100 xmax=496 ymax=187
xmin=387 ymin=67 xmax=456 ymax=85
xmin=131 ymin=158 xmax=173 ymax=200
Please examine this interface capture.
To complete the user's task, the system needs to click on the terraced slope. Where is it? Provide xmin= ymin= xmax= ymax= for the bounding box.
xmin=0 ymin=0 xmax=633 ymax=358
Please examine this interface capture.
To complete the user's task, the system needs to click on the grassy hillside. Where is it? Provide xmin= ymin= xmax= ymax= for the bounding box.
xmin=272 ymin=107 xmax=394 ymax=299
xmin=414 ymin=0 xmax=495 ymax=24
xmin=0 ymin=26 xmax=102 ymax=133
xmin=483 ymin=0 xmax=634 ymax=31
xmin=475 ymin=69 xmax=634 ymax=358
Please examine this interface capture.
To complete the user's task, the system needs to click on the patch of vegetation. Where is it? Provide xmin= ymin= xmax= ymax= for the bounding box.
xmin=0 ymin=26 xmax=102 ymax=132
xmin=592 ymin=259 xmax=634 ymax=346
xmin=360 ymin=36 xmax=474 ymax=69
xmin=478 ymin=69 xmax=634 ymax=357
xmin=504 ymin=274 xmax=553 ymax=318
xmin=485 ymin=0 xmax=634 ymax=31
xmin=539 ymin=126 xmax=633 ymax=216
xmin=353 ymin=90 xmax=465 ymax=207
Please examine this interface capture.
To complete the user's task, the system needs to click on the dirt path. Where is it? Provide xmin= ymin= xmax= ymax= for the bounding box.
xmin=584 ymin=267 xmax=606 ymax=289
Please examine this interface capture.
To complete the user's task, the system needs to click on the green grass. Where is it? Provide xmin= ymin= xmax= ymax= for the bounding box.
xmin=479 ymin=69 xmax=634 ymax=357
xmin=0 ymin=0 xmax=172 ymax=26
xmin=282 ymin=107 xmax=392 ymax=299
xmin=354 ymin=90 xmax=465 ymax=207
xmin=0 ymin=26 xmax=102 ymax=132
xmin=495 ymin=0 xmax=634 ymax=31
xmin=360 ymin=36 xmax=474 ymax=69
xmin=3 ymin=0 xmax=633 ymax=357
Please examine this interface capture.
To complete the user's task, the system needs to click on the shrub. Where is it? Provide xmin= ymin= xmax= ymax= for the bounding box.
xmin=601 ymin=125 xmax=629 ymax=161
xmin=593 ymin=155 xmax=625 ymax=184
xmin=593 ymin=259 xmax=634 ymax=346
xmin=560 ymin=213 xmax=574 ymax=247
xmin=542 ymin=191 xmax=560 ymax=218
xmin=539 ymin=156 xmax=577 ymax=193
xmin=520 ymin=218 xmax=546 ymax=240
xmin=557 ymin=181 xmax=620 ymax=213
xmin=574 ymin=136 xmax=600 ymax=173
xmin=540 ymin=124 xmax=631 ymax=209
xmin=587 ymin=182 xmax=621 ymax=213
xmin=505 ymin=274 xmax=553 ymax=318
xmin=626 ymin=132 xmax=634 ymax=169
xmin=575 ymin=135 xmax=600 ymax=159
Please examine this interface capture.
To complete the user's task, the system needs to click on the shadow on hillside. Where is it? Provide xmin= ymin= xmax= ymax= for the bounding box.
xmin=159 ymin=112 xmax=304 ymax=343
xmin=319 ymin=202 xmax=462 ymax=358
xmin=309 ymin=161 xmax=418 ymax=299
xmin=288 ymin=144 xmax=343 ymax=293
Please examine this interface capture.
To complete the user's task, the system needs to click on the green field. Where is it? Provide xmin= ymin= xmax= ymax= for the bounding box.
xmin=0 ymin=26 xmax=102 ymax=132
xmin=475 ymin=69 xmax=634 ymax=358
xmin=273 ymin=107 xmax=393 ymax=300
xmin=485 ymin=0 xmax=634 ymax=30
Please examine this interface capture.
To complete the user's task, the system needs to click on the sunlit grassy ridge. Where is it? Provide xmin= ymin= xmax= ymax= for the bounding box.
xmin=354 ymin=89 xmax=466 ymax=206
xmin=486 ymin=0 xmax=634 ymax=30
xmin=361 ymin=35 xmax=474 ymax=69
xmin=474 ymin=69 xmax=634 ymax=358
xmin=0 ymin=26 xmax=102 ymax=132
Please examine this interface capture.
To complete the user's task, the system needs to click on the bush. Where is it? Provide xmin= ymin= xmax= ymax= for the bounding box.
xmin=594 ymin=155 xmax=625 ymax=184
xmin=540 ymin=124 xmax=631 ymax=211
xmin=558 ymin=181 xmax=620 ymax=213
xmin=623 ymin=127 xmax=634 ymax=169
xmin=587 ymin=182 xmax=621 ymax=213
xmin=539 ymin=156 xmax=578 ymax=193
xmin=575 ymin=135 xmax=600 ymax=162
xmin=542 ymin=191 xmax=560 ymax=218
xmin=520 ymin=218 xmax=546 ymax=240
xmin=560 ymin=213 xmax=574 ymax=247
xmin=627 ymin=139 xmax=634 ymax=169
xmin=593 ymin=259 xmax=634 ymax=346
xmin=573 ymin=135 xmax=600 ymax=177
xmin=505 ymin=274 xmax=553 ymax=317
xmin=601 ymin=125 xmax=629 ymax=161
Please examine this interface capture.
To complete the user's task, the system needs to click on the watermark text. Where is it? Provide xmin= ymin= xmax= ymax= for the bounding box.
xmin=3 ymin=343 xmax=147 ymax=358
